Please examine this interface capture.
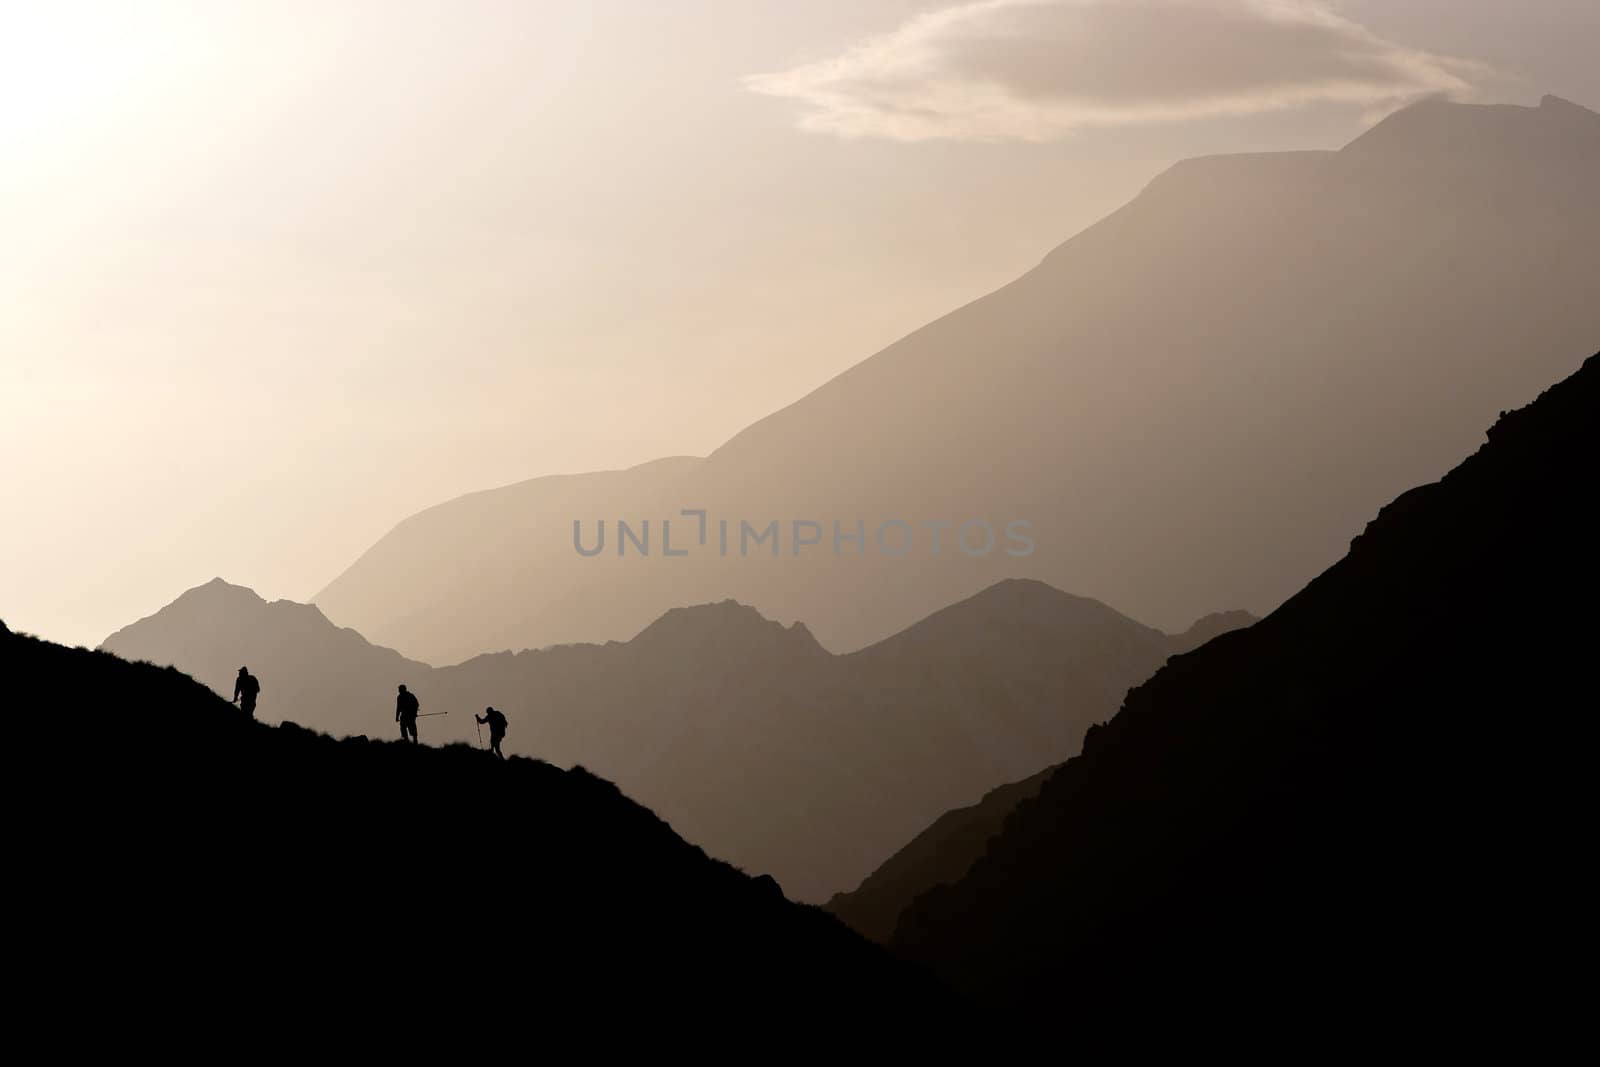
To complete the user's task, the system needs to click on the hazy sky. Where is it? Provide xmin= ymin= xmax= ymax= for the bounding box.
xmin=3 ymin=0 xmax=1595 ymax=647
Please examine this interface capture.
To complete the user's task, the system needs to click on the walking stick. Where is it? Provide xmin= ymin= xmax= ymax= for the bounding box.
xmin=476 ymin=720 xmax=483 ymax=749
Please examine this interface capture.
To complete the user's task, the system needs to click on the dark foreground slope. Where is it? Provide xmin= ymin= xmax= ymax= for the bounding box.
xmin=892 ymin=352 xmax=1600 ymax=1036
xmin=1 ymin=625 xmax=945 ymax=1039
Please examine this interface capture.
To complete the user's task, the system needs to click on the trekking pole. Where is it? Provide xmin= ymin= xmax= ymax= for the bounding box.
xmin=415 ymin=711 xmax=449 ymax=717
xmin=476 ymin=720 xmax=483 ymax=749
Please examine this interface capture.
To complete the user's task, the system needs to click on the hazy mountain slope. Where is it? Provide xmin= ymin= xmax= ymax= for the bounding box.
xmin=826 ymin=765 xmax=1053 ymax=943
xmin=103 ymin=578 xmax=1246 ymax=901
xmin=891 ymin=352 xmax=1599 ymax=1032
xmin=2 ymin=621 xmax=945 ymax=1035
xmin=315 ymin=96 xmax=1600 ymax=666
xmin=824 ymin=602 xmax=1253 ymax=941
xmin=318 ymin=455 xmax=701 ymax=663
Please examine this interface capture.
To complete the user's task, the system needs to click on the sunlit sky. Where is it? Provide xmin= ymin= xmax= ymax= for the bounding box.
xmin=3 ymin=0 xmax=1596 ymax=647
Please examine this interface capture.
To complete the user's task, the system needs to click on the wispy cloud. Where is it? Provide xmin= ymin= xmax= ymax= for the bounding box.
xmin=745 ymin=0 xmax=1483 ymax=142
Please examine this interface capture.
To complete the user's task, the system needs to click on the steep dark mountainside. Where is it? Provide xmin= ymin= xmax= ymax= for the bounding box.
xmin=2 ymin=623 xmax=945 ymax=1035
xmin=1170 ymin=609 xmax=1259 ymax=649
xmin=103 ymin=578 xmax=1250 ymax=901
xmin=826 ymin=765 xmax=1053 ymax=943
xmin=891 ymin=352 xmax=1599 ymax=1035
xmin=824 ymin=600 xmax=1253 ymax=939
xmin=316 ymin=96 xmax=1600 ymax=665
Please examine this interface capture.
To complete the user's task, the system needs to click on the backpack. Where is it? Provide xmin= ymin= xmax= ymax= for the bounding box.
xmin=242 ymin=675 xmax=260 ymax=697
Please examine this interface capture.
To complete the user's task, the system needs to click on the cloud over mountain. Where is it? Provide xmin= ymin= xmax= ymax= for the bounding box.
xmin=747 ymin=0 xmax=1481 ymax=141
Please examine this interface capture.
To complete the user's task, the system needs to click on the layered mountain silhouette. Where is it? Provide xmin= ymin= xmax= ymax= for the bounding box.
xmin=315 ymin=96 xmax=1600 ymax=666
xmin=2 ymin=622 xmax=946 ymax=1032
xmin=101 ymin=578 xmax=1249 ymax=901
xmin=828 ymin=613 xmax=1260 ymax=941
xmin=826 ymin=765 xmax=1053 ymax=943
xmin=887 ymin=351 xmax=1599 ymax=1035
xmin=102 ymin=577 xmax=434 ymax=728
xmin=826 ymin=604 xmax=1260 ymax=940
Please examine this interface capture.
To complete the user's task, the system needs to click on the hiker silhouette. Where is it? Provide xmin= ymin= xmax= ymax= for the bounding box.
xmin=476 ymin=706 xmax=508 ymax=758
xmin=396 ymin=684 xmax=420 ymax=743
xmin=233 ymin=667 xmax=260 ymax=718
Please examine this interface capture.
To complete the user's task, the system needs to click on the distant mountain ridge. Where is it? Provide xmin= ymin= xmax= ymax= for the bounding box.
xmin=315 ymin=95 xmax=1600 ymax=666
xmin=102 ymin=577 xmax=1251 ymax=901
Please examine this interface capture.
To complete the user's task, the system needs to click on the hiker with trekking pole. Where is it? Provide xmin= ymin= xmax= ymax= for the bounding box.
xmin=395 ymin=684 xmax=443 ymax=743
xmin=475 ymin=706 xmax=508 ymax=759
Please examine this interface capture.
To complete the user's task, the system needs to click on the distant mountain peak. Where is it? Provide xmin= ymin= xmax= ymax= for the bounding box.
xmin=123 ymin=578 xmax=341 ymax=634
xmin=1340 ymin=92 xmax=1599 ymax=161
xmin=186 ymin=576 xmax=264 ymax=602
xmin=883 ymin=578 xmax=1156 ymax=644
xmin=98 ymin=579 xmax=267 ymax=647
xmin=1172 ymin=609 xmax=1259 ymax=653
xmin=1542 ymin=94 xmax=1595 ymax=115
xmin=100 ymin=578 xmax=427 ymax=718
xmin=630 ymin=599 xmax=826 ymax=657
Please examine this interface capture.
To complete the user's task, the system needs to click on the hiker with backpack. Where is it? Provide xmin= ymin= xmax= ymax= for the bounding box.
xmin=475 ymin=706 xmax=508 ymax=758
xmin=233 ymin=667 xmax=261 ymax=718
xmin=396 ymin=684 xmax=421 ymax=743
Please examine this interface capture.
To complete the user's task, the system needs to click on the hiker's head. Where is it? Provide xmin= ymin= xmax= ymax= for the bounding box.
xmin=239 ymin=666 xmax=248 ymax=675
xmin=398 ymin=684 xmax=408 ymax=693
xmin=485 ymin=706 xmax=494 ymax=714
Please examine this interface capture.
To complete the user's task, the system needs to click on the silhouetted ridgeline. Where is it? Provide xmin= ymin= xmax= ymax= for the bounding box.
xmin=102 ymin=577 xmax=1250 ymax=901
xmin=2 ymin=626 xmax=949 ymax=1037
xmin=823 ymin=604 xmax=1258 ymax=939
xmin=891 ymin=352 xmax=1600 ymax=1042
